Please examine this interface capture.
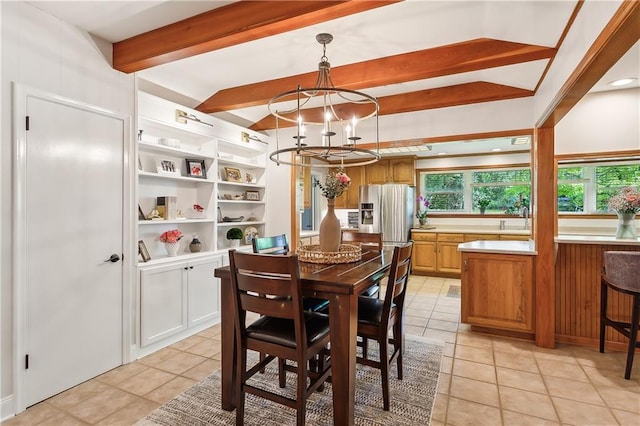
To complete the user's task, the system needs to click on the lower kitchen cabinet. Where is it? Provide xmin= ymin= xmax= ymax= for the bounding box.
xmin=437 ymin=233 xmax=463 ymax=273
xmin=461 ymin=252 xmax=534 ymax=332
xmin=412 ymin=232 xmax=437 ymax=273
xmin=140 ymin=254 xmax=221 ymax=347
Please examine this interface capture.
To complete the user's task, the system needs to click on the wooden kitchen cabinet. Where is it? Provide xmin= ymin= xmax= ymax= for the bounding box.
xmin=437 ymin=233 xmax=463 ymax=273
xmin=411 ymin=232 xmax=437 ymax=273
xmin=335 ymin=165 xmax=364 ymax=209
xmin=461 ymin=252 xmax=534 ymax=332
xmin=499 ymin=234 xmax=530 ymax=241
xmin=366 ymin=157 xmax=415 ymax=185
xmin=303 ymin=165 xmax=311 ymax=208
xmin=464 ymin=234 xmax=497 ymax=242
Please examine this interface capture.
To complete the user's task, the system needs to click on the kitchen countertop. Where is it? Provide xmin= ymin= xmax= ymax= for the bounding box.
xmin=411 ymin=226 xmax=530 ymax=236
xmin=555 ymin=234 xmax=640 ymax=245
xmin=457 ymin=240 xmax=537 ymax=255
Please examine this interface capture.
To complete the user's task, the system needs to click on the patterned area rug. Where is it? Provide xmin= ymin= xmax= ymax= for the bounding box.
xmin=138 ymin=336 xmax=443 ymax=426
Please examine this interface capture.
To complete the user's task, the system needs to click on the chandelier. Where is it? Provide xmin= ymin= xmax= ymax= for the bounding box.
xmin=268 ymin=33 xmax=380 ymax=168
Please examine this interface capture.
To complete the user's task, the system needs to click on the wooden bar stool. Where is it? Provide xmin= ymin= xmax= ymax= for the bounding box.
xmin=599 ymin=251 xmax=640 ymax=380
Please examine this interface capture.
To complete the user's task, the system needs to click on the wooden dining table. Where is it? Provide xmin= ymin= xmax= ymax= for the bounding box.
xmin=214 ymin=248 xmax=393 ymax=426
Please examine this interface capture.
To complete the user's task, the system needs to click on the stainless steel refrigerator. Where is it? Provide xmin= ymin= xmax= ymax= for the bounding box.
xmin=358 ymin=184 xmax=415 ymax=245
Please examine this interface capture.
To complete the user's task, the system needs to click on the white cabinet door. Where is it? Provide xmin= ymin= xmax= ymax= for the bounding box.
xmin=140 ymin=263 xmax=188 ymax=347
xmin=188 ymin=256 xmax=221 ymax=327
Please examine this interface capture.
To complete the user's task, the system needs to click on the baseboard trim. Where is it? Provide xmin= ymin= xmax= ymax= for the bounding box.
xmin=1 ymin=394 xmax=15 ymax=422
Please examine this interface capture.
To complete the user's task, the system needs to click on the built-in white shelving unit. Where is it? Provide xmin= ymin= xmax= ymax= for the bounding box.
xmin=135 ymin=91 xmax=269 ymax=356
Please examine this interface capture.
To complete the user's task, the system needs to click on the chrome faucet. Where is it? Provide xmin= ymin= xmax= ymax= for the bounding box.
xmin=520 ymin=206 xmax=530 ymax=230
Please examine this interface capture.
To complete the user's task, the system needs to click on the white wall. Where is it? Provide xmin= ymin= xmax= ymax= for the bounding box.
xmin=1 ymin=2 xmax=135 ymax=417
xmin=534 ymin=0 xmax=622 ymax=123
xmin=556 ymin=87 xmax=640 ymax=155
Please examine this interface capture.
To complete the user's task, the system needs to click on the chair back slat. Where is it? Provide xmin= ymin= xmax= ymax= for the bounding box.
xmin=253 ymin=234 xmax=290 ymax=255
xmin=236 ymin=273 xmax=293 ymax=297
xmin=381 ymin=242 xmax=414 ymax=322
xmin=240 ymin=293 xmax=295 ymax=319
xmin=341 ymin=231 xmax=383 ymax=252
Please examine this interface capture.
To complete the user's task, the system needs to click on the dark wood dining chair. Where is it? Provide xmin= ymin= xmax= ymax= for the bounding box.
xmin=356 ymin=241 xmax=414 ymax=410
xmin=228 ymin=250 xmax=331 ymax=426
xmin=341 ymin=230 xmax=384 ymax=298
xmin=600 ymin=250 xmax=640 ymax=380
xmin=252 ymin=233 xmax=289 ymax=254
xmin=253 ymin=234 xmax=329 ymax=313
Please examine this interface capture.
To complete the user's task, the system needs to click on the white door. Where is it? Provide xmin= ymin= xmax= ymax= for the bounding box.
xmin=16 ymin=90 xmax=126 ymax=407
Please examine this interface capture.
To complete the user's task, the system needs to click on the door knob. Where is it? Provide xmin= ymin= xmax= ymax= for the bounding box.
xmin=104 ymin=254 xmax=120 ymax=263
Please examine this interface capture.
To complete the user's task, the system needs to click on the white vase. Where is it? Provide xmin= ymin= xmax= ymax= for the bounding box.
xmin=615 ymin=212 xmax=637 ymax=239
xmin=228 ymin=239 xmax=240 ymax=248
xmin=164 ymin=242 xmax=180 ymax=257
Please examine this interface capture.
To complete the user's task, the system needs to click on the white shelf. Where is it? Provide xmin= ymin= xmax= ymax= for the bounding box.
xmin=218 ymin=181 xmax=265 ymax=189
xmin=137 ymin=250 xmax=217 ymax=267
xmin=217 ymin=200 xmax=265 ymax=205
xmin=217 ymin=221 xmax=265 ymax=227
xmin=139 ymin=171 xmax=215 ymax=183
xmin=218 ymin=157 xmax=265 ymax=169
xmin=139 ymin=141 xmax=216 ymax=160
xmin=139 ymin=219 xmax=216 ymax=225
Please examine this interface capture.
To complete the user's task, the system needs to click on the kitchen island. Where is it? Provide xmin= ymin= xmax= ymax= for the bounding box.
xmin=457 ymin=240 xmax=537 ymax=339
xmin=457 ymin=233 xmax=640 ymax=349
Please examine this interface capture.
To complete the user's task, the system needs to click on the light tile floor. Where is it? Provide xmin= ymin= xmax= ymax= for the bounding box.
xmin=4 ymin=275 xmax=640 ymax=425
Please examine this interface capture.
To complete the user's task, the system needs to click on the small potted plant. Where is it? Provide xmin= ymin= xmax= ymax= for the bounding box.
xmin=226 ymin=227 xmax=244 ymax=247
xmin=475 ymin=196 xmax=491 ymax=214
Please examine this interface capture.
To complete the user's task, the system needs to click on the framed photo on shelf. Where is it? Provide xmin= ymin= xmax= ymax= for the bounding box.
xmin=185 ymin=158 xmax=207 ymax=178
xmin=138 ymin=240 xmax=151 ymax=262
xmin=138 ymin=205 xmax=147 ymax=220
xmin=156 ymin=158 xmax=180 ymax=176
xmin=245 ymin=190 xmax=260 ymax=201
xmin=224 ymin=167 xmax=242 ymax=182
xmin=244 ymin=171 xmax=256 ymax=184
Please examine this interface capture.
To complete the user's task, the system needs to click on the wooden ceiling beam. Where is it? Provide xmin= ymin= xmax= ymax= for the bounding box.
xmin=113 ymin=1 xmax=398 ymax=73
xmin=198 ymin=38 xmax=554 ymax=113
xmin=249 ymin=81 xmax=533 ymax=131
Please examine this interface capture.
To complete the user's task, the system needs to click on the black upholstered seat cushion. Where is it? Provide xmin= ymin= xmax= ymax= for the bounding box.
xmin=246 ymin=313 xmax=330 ymax=348
xmin=357 ymin=296 xmax=396 ymax=326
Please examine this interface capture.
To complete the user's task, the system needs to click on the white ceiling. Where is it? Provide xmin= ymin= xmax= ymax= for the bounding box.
xmin=25 ymin=1 xmax=639 ymax=157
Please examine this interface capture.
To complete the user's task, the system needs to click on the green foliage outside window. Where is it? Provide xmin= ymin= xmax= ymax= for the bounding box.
xmin=595 ymin=165 xmax=640 ymax=212
xmin=472 ymin=169 xmax=531 ymax=214
xmin=423 ymin=173 xmax=464 ymax=210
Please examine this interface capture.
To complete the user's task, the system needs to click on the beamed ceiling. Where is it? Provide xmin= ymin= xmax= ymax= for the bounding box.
xmin=27 ymin=0 xmax=640 ymax=153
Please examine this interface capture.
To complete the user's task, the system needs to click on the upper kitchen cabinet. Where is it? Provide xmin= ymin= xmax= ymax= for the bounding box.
xmin=335 ymin=165 xmax=365 ymax=209
xmin=366 ymin=157 xmax=415 ymax=185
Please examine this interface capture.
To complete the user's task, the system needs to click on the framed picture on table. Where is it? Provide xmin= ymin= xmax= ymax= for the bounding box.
xmin=185 ymin=158 xmax=207 ymax=178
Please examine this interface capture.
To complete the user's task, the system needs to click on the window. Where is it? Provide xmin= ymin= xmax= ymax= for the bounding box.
xmin=418 ymin=167 xmax=531 ymax=213
xmin=422 ymin=172 xmax=464 ymax=211
xmin=557 ymin=161 xmax=640 ymax=214
xmin=471 ymin=169 xmax=531 ymax=214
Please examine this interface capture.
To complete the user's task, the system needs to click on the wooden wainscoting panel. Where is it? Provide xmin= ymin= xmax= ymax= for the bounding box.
xmin=555 ymin=243 xmax=639 ymax=346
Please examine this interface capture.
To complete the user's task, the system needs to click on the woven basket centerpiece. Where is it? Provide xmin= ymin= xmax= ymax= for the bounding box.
xmin=297 ymin=244 xmax=362 ymax=264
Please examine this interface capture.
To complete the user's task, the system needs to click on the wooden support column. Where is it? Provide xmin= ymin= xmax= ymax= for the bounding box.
xmin=532 ymin=127 xmax=556 ymax=348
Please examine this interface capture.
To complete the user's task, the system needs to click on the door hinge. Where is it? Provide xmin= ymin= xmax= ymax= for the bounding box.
xmin=25 ymin=116 xmax=30 ymax=131
xmin=25 ymin=354 xmax=29 ymax=369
